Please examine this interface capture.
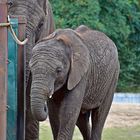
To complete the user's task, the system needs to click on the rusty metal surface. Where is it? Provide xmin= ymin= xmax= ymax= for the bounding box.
xmin=7 ymin=18 xmax=18 ymax=140
xmin=17 ymin=16 xmax=27 ymax=140
xmin=9 ymin=15 xmax=27 ymax=140
xmin=0 ymin=1 xmax=8 ymax=140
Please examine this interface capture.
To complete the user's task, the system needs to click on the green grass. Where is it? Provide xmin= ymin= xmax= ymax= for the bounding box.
xmin=40 ymin=123 xmax=140 ymax=140
xmin=103 ymin=126 xmax=140 ymax=140
xmin=39 ymin=123 xmax=53 ymax=140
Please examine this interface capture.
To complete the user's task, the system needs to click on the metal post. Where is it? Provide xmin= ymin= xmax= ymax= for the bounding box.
xmin=0 ymin=1 xmax=8 ymax=140
xmin=17 ymin=16 xmax=27 ymax=140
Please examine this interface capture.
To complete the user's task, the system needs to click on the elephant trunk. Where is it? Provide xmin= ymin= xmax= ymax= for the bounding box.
xmin=25 ymin=29 xmax=35 ymax=85
xmin=31 ymin=83 xmax=48 ymax=121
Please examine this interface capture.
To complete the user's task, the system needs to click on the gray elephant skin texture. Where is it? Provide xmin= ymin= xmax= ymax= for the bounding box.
xmin=30 ymin=25 xmax=120 ymax=140
xmin=8 ymin=0 xmax=55 ymax=140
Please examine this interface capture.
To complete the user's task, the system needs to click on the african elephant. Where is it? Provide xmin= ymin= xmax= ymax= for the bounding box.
xmin=8 ymin=0 xmax=55 ymax=139
xmin=29 ymin=25 xmax=120 ymax=140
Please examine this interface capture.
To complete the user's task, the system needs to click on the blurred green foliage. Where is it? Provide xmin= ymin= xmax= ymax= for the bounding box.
xmin=50 ymin=0 xmax=140 ymax=92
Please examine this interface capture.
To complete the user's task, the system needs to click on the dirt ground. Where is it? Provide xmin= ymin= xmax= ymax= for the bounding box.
xmin=104 ymin=103 xmax=140 ymax=128
xmin=44 ymin=103 xmax=140 ymax=128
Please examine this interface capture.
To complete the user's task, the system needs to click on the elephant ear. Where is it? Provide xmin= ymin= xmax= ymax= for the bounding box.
xmin=56 ymin=30 xmax=90 ymax=90
xmin=44 ymin=0 xmax=55 ymax=34
xmin=37 ymin=0 xmax=55 ymax=35
xmin=37 ymin=0 xmax=49 ymax=15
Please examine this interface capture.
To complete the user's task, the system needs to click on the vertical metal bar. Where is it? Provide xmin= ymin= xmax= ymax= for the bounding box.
xmin=7 ymin=18 xmax=18 ymax=140
xmin=0 ymin=1 xmax=8 ymax=140
xmin=17 ymin=16 xmax=27 ymax=140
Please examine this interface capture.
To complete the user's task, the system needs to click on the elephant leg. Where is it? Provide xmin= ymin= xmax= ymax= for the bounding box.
xmin=56 ymin=83 xmax=86 ymax=140
xmin=57 ymin=97 xmax=82 ymax=140
xmin=47 ymin=99 xmax=61 ymax=140
xmin=76 ymin=111 xmax=91 ymax=140
xmin=90 ymin=85 xmax=117 ymax=139
xmin=90 ymin=72 xmax=118 ymax=140
xmin=25 ymin=109 xmax=39 ymax=140
xmin=25 ymin=74 xmax=39 ymax=140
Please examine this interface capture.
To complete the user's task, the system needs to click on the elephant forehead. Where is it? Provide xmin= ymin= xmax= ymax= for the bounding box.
xmin=9 ymin=0 xmax=44 ymax=24
xmin=33 ymin=44 xmax=65 ymax=58
xmin=31 ymin=54 xmax=64 ymax=68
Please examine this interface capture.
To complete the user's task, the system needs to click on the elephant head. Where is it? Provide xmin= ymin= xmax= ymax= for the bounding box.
xmin=29 ymin=29 xmax=90 ymax=121
xmin=8 ymin=0 xmax=55 ymax=83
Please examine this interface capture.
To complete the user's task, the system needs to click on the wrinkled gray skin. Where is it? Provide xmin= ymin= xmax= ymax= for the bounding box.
xmin=30 ymin=25 xmax=120 ymax=140
xmin=8 ymin=0 xmax=55 ymax=139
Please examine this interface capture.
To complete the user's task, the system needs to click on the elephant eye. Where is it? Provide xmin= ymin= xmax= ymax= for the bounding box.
xmin=38 ymin=20 xmax=44 ymax=29
xmin=56 ymin=67 xmax=62 ymax=75
xmin=7 ymin=0 xmax=14 ymax=7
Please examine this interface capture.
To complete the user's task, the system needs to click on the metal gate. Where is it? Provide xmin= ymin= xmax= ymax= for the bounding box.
xmin=0 ymin=2 xmax=27 ymax=139
xmin=7 ymin=18 xmax=19 ymax=140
